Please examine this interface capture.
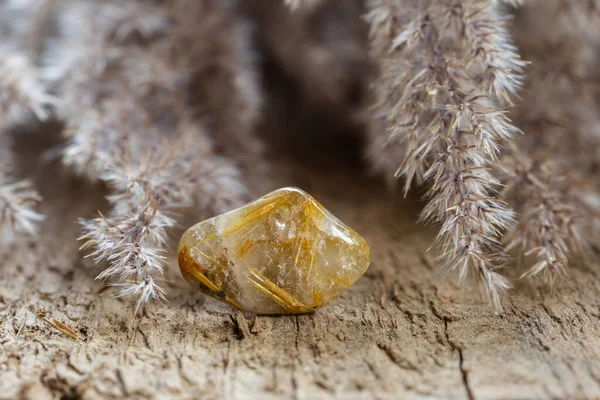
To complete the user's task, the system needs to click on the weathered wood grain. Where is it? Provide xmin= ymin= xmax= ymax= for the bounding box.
xmin=1 ymin=148 xmax=600 ymax=400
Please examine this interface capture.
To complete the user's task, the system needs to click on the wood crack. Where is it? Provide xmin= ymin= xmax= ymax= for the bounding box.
xmin=222 ymin=340 xmax=231 ymax=396
xmin=457 ymin=345 xmax=474 ymax=400
xmin=292 ymin=316 xmax=300 ymax=400
xmin=136 ymin=326 xmax=152 ymax=351
xmin=376 ymin=343 xmax=419 ymax=372
xmin=444 ymin=319 xmax=475 ymax=400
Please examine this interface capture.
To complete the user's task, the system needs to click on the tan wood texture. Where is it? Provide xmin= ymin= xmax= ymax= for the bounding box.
xmin=1 ymin=142 xmax=600 ymax=400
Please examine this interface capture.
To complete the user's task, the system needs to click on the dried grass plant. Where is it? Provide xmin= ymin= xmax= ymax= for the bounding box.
xmin=0 ymin=0 xmax=598 ymax=312
xmin=47 ymin=0 xmax=261 ymax=313
xmin=365 ymin=0 xmax=600 ymax=307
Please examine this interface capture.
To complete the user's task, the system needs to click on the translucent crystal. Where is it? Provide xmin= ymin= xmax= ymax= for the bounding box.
xmin=178 ymin=187 xmax=371 ymax=314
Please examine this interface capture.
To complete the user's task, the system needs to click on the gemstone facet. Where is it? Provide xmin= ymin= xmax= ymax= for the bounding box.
xmin=178 ymin=187 xmax=371 ymax=314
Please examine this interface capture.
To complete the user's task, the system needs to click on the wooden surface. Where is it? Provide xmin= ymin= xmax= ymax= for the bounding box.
xmin=2 ymin=144 xmax=600 ymax=400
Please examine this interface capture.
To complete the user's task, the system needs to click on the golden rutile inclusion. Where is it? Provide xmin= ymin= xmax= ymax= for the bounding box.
xmin=178 ymin=187 xmax=371 ymax=314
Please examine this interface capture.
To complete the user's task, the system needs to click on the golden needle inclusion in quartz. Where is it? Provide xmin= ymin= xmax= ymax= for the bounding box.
xmin=178 ymin=187 xmax=371 ymax=314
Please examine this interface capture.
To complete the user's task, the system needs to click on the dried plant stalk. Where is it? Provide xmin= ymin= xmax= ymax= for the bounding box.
xmin=0 ymin=163 xmax=44 ymax=236
xmin=0 ymin=0 xmax=599 ymax=313
xmin=367 ymin=0 xmax=525 ymax=307
xmin=500 ymin=152 xmax=589 ymax=281
xmin=0 ymin=49 xmax=52 ymax=238
xmin=47 ymin=0 xmax=256 ymax=312
xmin=500 ymin=0 xmax=600 ymax=280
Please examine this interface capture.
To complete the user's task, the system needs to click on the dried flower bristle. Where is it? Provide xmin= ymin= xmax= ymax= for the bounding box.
xmin=499 ymin=0 xmax=600 ymax=280
xmin=48 ymin=0 xmax=255 ymax=311
xmin=367 ymin=0 xmax=526 ymax=308
xmin=0 ymin=47 xmax=51 ymax=239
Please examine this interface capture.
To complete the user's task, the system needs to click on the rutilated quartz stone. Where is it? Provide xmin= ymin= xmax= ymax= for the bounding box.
xmin=178 ymin=187 xmax=371 ymax=314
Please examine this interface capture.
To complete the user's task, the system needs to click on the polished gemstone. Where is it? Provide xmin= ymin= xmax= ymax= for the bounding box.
xmin=178 ymin=187 xmax=371 ymax=314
